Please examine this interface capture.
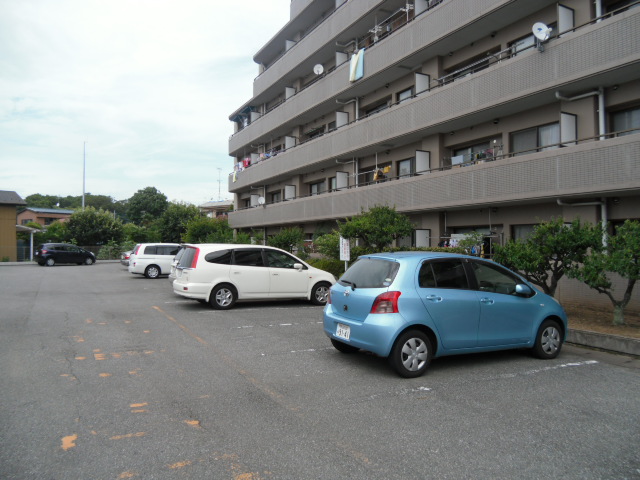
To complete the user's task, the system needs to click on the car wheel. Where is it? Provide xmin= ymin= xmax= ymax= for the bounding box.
xmin=389 ymin=330 xmax=432 ymax=378
xmin=532 ymin=319 xmax=563 ymax=359
xmin=330 ymin=338 xmax=359 ymax=353
xmin=84 ymin=257 xmax=94 ymax=265
xmin=45 ymin=257 xmax=55 ymax=267
xmin=144 ymin=265 xmax=161 ymax=279
xmin=209 ymin=284 xmax=237 ymax=310
xmin=311 ymin=282 xmax=331 ymax=305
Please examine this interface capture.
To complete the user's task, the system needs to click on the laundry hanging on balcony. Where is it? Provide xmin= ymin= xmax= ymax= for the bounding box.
xmin=349 ymin=48 xmax=365 ymax=82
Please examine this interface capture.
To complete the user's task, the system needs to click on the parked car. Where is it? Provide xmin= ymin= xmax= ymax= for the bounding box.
xmin=172 ymin=244 xmax=336 ymax=309
xmin=120 ymin=250 xmax=133 ymax=266
xmin=34 ymin=243 xmax=96 ymax=267
xmin=168 ymin=245 xmax=186 ymax=283
xmin=324 ymin=252 xmax=568 ymax=378
xmin=128 ymin=243 xmax=181 ymax=279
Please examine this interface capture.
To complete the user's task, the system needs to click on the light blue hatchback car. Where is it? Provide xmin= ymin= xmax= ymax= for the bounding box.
xmin=323 ymin=252 xmax=568 ymax=378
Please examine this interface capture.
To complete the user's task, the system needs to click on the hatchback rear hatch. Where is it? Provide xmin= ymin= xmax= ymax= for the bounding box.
xmin=329 ymin=257 xmax=400 ymax=322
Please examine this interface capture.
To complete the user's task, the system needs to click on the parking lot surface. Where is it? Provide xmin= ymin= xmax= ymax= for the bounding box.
xmin=1 ymin=263 xmax=639 ymax=479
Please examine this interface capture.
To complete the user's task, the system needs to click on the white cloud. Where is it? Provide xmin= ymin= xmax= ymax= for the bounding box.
xmin=0 ymin=0 xmax=290 ymax=204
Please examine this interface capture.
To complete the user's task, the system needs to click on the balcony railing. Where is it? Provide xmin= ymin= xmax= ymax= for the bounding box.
xmin=233 ymin=128 xmax=639 ymax=211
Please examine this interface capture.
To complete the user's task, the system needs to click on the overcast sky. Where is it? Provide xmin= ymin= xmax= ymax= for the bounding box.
xmin=0 ymin=0 xmax=290 ymax=205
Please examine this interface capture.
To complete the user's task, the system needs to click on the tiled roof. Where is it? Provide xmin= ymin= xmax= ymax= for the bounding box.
xmin=0 ymin=191 xmax=26 ymax=206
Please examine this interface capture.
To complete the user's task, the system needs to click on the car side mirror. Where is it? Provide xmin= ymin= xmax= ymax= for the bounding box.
xmin=293 ymin=263 xmax=304 ymax=271
xmin=515 ymin=284 xmax=533 ymax=296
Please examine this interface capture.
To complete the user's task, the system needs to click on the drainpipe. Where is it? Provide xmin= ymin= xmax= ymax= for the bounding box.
xmin=595 ymin=0 xmax=603 ymax=21
xmin=555 ymin=88 xmax=605 ymax=139
xmin=557 ymin=198 xmax=608 ymax=246
xmin=336 ymin=97 xmax=360 ymax=120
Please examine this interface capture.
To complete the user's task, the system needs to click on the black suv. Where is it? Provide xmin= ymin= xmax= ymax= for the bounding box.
xmin=34 ymin=243 xmax=96 ymax=267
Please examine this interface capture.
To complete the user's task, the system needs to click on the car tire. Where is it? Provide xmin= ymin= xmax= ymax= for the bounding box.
xmin=45 ymin=258 xmax=55 ymax=267
xmin=330 ymin=338 xmax=359 ymax=353
xmin=389 ymin=330 xmax=432 ymax=378
xmin=310 ymin=282 xmax=331 ymax=305
xmin=209 ymin=284 xmax=237 ymax=310
xmin=84 ymin=257 xmax=94 ymax=265
xmin=144 ymin=265 xmax=161 ymax=279
xmin=532 ymin=319 xmax=563 ymax=359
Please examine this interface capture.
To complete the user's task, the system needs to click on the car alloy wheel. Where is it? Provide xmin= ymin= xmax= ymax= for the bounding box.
xmin=85 ymin=257 xmax=94 ymax=265
xmin=210 ymin=284 xmax=237 ymax=310
xmin=145 ymin=265 xmax=160 ymax=279
xmin=45 ymin=258 xmax=55 ymax=267
xmin=311 ymin=282 xmax=331 ymax=305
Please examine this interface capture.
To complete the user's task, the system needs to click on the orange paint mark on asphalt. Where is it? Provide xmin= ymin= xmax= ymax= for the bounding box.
xmin=99 ymin=373 xmax=112 ymax=378
xmin=124 ymin=320 xmax=131 ymax=324
xmin=93 ymin=349 xmax=101 ymax=353
xmin=168 ymin=460 xmax=192 ymax=469
xmin=94 ymin=353 xmax=106 ymax=360
xmin=75 ymin=356 xmax=86 ymax=360
xmin=85 ymin=318 xmax=93 ymax=324
xmin=130 ymin=403 xmax=147 ymax=408
xmin=61 ymin=434 xmax=77 ymax=451
xmin=185 ymin=420 xmax=201 ymax=428
xmin=143 ymin=330 xmax=150 ymax=333
xmin=129 ymin=370 xmax=139 ymax=375
xmin=110 ymin=432 xmax=146 ymax=440
xmin=117 ymin=472 xmax=137 ymax=478
xmin=152 ymin=306 xmax=207 ymax=345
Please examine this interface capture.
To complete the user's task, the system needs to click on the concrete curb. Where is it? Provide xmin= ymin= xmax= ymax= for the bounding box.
xmin=567 ymin=329 xmax=640 ymax=357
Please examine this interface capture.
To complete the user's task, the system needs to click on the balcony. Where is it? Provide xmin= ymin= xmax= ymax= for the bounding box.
xmin=229 ymin=9 xmax=640 ymax=193
xmin=229 ymin=134 xmax=640 ymax=228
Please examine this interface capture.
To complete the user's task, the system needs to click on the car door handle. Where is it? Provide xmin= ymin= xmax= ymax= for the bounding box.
xmin=425 ymin=295 xmax=443 ymax=302
xmin=480 ymin=297 xmax=495 ymax=305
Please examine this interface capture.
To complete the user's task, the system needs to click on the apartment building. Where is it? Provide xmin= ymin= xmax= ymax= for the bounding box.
xmin=227 ymin=0 xmax=640 ymax=249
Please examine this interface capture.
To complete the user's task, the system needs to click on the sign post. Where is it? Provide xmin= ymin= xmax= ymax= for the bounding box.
xmin=339 ymin=236 xmax=350 ymax=272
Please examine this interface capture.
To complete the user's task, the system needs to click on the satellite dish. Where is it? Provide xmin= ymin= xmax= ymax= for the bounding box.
xmin=313 ymin=64 xmax=324 ymax=75
xmin=532 ymin=22 xmax=552 ymax=41
xmin=258 ymin=196 xmax=265 ymax=205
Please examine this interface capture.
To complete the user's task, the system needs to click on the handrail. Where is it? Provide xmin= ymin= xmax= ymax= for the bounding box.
xmin=231 ymin=128 xmax=639 ymax=210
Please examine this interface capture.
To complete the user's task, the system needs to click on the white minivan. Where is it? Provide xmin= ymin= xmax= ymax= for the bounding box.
xmin=172 ymin=244 xmax=336 ymax=309
xmin=128 ymin=243 xmax=181 ymax=278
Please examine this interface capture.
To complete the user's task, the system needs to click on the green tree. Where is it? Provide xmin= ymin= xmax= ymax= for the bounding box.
xmin=338 ymin=205 xmax=414 ymax=253
xmin=66 ymin=207 xmax=124 ymax=246
xmin=314 ymin=231 xmax=341 ymax=260
xmin=568 ymin=220 xmax=640 ymax=325
xmin=493 ymin=217 xmax=602 ymax=297
xmin=158 ymin=202 xmax=200 ymax=243
xmin=126 ymin=187 xmax=168 ymax=225
xmin=25 ymin=194 xmax=61 ymax=208
xmin=183 ymin=217 xmax=234 ymax=243
xmin=123 ymin=223 xmax=153 ymax=243
xmin=267 ymin=227 xmax=305 ymax=253
xmin=43 ymin=221 xmax=69 ymax=243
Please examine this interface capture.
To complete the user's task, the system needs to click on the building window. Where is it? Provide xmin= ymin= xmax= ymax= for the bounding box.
xmin=510 ymin=122 xmax=560 ymax=156
xmin=452 ymin=142 xmax=491 ymax=165
xmin=611 ymin=106 xmax=640 ymax=136
xmin=310 ymin=181 xmax=324 ymax=196
xmin=271 ymin=191 xmax=281 ymax=203
xmin=398 ymin=158 xmax=414 ymax=177
xmin=329 ymin=177 xmax=337 ymax=191
xmin=397 ymin=87 xmax=413 ymax=103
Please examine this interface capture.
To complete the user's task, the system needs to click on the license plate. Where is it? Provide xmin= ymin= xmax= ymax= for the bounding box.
xmin=336 ymin=323 xmax=350 ymax=340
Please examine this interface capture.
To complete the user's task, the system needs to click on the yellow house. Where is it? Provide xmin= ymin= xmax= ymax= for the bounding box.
xmin=0 ymin=191 xmax=27 ymax=262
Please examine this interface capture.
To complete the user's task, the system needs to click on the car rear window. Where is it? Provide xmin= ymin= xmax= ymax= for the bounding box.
xmin=339 ymin=258 xmax=399 ymax=288
xmin=178 ymin=247 xmax=198 ymax=268
xmin=205 ymin=249 xmax=232 ymax=264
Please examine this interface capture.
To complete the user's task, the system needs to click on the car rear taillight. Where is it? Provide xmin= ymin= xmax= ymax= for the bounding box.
xmin=40 ymin=249 xmax=48 ymax=254
xmin=190 ymin=248 xmax=200 ymax=268
xmin=133 ymin=245 xmax=141 ymax=255
xmin=327 ymin=290 xmax=332 ymax=304
xmin=370 ymin=291 xmax=401 ymax=314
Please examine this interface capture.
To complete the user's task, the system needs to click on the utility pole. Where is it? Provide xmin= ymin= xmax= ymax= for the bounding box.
xmin=82 ymin=141 xmax=86 ymax=209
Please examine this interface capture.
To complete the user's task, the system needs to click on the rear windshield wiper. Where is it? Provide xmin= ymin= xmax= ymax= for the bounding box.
xmin=341 ymin=279 xmax=356 ymax=289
